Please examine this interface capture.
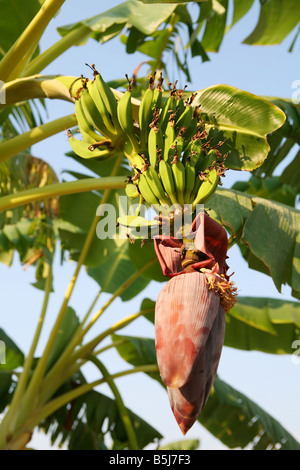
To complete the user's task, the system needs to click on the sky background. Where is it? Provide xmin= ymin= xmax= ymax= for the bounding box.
xmin=1 ymin=0 xmax=300 ymax=450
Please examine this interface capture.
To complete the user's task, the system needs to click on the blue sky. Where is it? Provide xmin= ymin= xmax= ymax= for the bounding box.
xmin=1 ymin=0 xmax=299 ymax=450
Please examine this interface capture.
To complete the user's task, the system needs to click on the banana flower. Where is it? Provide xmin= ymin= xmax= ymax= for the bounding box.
xmin=154 ymin=211 xmax=237 ymax=434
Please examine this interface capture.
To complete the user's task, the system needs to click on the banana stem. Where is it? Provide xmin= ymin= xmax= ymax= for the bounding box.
xmin=9 ymin=155 xmax=124 ymax=434
xmin=93 ymin=339 xmax=127 ymax=356
xmin=87 ymin=355 xmax=140 ymax=450
xmin=73 ymin=306 xmax=154 ymax=363
xmin=0 ymin=263 xmax=53 ymax=447
xmin=0 ymin=0 xmax=66 ymax=82
xmin=80 ymin=288 xmax=103 ymax=327
xmin=152 ymin=12 xmax=180 ymax=73
xmin=0 ymin=176 xmax=126 ymax=212
xmin=23 ymin=25 xmax=91 ymax=77
xmin=6 ymin=364 xmax=159 ymax=450
xmin=82 ymin=257 xmax=156 ymax=335
xmin=0 ymin=114 xmax=77 ymax=163
xmin=38 ymin=307 xmax=154 ymax=405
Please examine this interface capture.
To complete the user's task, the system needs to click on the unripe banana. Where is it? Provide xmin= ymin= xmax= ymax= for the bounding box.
xmin=189 ymin=174 xmax=201 ymax=204
xmin=151 ymin=86 xmax=163 ymax=115
xmin=144 ymin=165 xmax=170 ymax=206
xmin=163 ymin=119 xmax=175 ymax=161
xmin=191 ymin=169 xmax=219 ymax=210
xmin=159 ymin=159 xmax=178 ymax=205
xmin=148 ymin=126 xmax=164 ymax=168
xmin=198 ymin=149 xmax=217 ymax=172
xmin=184 ymin=158 xmax=196 ymax=204
xmin=74 ymin=99 xmax=102 ymax=144
xmin=174 ymin=105 xmax=193 ymax=133
xmin=87 ymin=79 xmax=117 ymax=138
xmin=68 ymin=133 xmax=116 ymax=160
xmin=175 ymin=97 xmax=185 ymax=116
xmin=125 ymin=183 xmax=140 ymax=200
xmin=92 ymin=67 xmax=122 ymax=135
xmin=171 ymin=153 xmax=185 ymax=207
xmin=139 ymin=86 xmax=154 ymax=152
xmin=80 ymin=87 xmax=116 ymax=141
xmin=159 ymin=95 xmax=176 ymax=135
xmin=137 ymin=171 xmax=160 ymax=207
xmin=117 ymin=86 xmax=139 ymax=152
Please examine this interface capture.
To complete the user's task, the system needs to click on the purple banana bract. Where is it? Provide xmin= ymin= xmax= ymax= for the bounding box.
xmin=154 ymin=212 xmax=237 ymax=434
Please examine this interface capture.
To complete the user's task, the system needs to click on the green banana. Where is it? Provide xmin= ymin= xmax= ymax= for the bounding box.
xmin=175 ymin=97 xmax=185 ymax=116
xmin=139 ymin=86 xmax=154 ymax=151
xmin=188 ymin=173 xmax=201 ymax=204
xmin=184 ymin=157 xmax=196 ymax=204
xmin=151 ymin=86 xmax=162 ymax=115
xmin=158 ymin=159 xmax=178 ymax=206
xmin=163 ymin=119 xmax=175 ymax=161
xmin=159 ymin=94 xmax=176 ymax=135
xmin=74 ymin=99 xmax=102 ymax=144
xmin=174 ymin=105 xmax=193 ymax=133
xmin=125 ymin=183 xmax=140 ymax=200
xmin=68 ymin=133 xmax=115 ymax=160
xmin=87 ymin=79 xmax=117 ymax=138
xmin=143 ymin=165 xmax=170 ymax=206
xmin=148 ymin=126 xmax=164 ymax=168
xmin=198 ymin=148 xmax=217 ymax=172
xmin=117 ymin=86 xmax=139 ymax=152
xmin=191 ymin=169 xmax=219 ymax=210
xmin=92 ymin=68 xmax=122 ymax=134
xmin=80 ymin=87 xmax=115 ymax=141
xmin=137 ymin=171 xmax=160 ymax=207
xmin=171 ymin=153 xmax=185 ymax=207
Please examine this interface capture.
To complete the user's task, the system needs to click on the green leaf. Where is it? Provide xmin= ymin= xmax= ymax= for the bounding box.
xmin=225 ymin=297 xmax=300 ymax=354
xmin=193 ymin=85 xmax=286 ymax=171
xmin=140 ymin=297 xmax=155 ymax=324
xmin=280 ymin=149 xmax=300 ymax=193
xmin=112 ymin=331 xmax=300 ymax=449
xmin=87 ymin=241 xmax=150 ymax=301
xmin=230 ymin=0 xmax=255 ymax=27
xmin=41 ymin=372 xmax=162 ymax=450
xmin=159 ymin=439 xmax=200 ymax=450
xmin=0 ymin=329 xmax=24 ymax=371
xmin=57 ymin=0 xmax=176 ymax=40
xmin=232 ymin=175 xmax=297 ymax=207
xmin=111 ymin=333 xmax=161 ymax=383
xmin=0 ymin=370 xmax=12 ymax=412
xmin=128 ymin=239 xmax=166 ymax=283
xmin=58 ymin=189 xmax=116 ymax=268
xmin=199 ymin=376 xmax=300 ymax=450
xmin=201 ymin=0 xmax=228 ymax=52
xmin=206 ymin=188 xmax=300 ymax=297
xmin=46 ymin=307 xmax=80 ymax=371
xmin=244 ymin=0 xmax=300 ymax=46
xmin=0 ymin=0 xmax=42 ymax=60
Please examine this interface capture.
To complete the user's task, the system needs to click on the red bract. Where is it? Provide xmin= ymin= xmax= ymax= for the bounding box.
xmin=154 ymin=211 xmax=229 ymax=277
xmin=154 ymin=212 xmax=236 ymax=434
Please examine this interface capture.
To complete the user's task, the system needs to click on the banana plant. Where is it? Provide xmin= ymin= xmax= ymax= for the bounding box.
xmin=0 ymin=0 xmax=299 ymax=451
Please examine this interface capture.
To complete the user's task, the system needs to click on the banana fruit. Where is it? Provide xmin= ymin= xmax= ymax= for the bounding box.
xmin=70 ymin=68 xmax=225 ymax=216
xmin=191 ymin=169 xmax=219 ymax=210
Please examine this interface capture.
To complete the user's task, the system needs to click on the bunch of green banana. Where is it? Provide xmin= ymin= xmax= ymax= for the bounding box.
xmin=69 ymin=67 xmax=226 ymax=213
xmin=68 ymin=67 xmax=127 ymax=160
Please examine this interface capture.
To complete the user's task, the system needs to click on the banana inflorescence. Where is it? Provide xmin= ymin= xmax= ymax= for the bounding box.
xmin=69 ymin=66 xmax=228 ymax=218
